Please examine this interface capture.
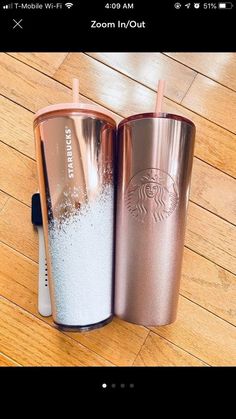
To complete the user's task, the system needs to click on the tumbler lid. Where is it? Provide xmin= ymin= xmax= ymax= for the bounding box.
xmin=34 ymin=78 xmax=116 ymax=126
xmin=34 ymin=102 xmax=116 ymax=126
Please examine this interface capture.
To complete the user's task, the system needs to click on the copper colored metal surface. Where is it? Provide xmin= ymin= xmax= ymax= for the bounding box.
xmin=34 ymin=109 xmax=116 ymax=329
xmin=115 ymin=113 xmax=195 ymax=326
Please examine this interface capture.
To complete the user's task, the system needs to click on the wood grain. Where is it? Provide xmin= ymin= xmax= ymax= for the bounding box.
xmin=0 ymin=53 xmax=70 ymax=111
xmin=190 ymin=158 xmax=236 ymax=225
xmin=0 ymin=95 xmax=35 ymax=159
xmin=0 ymin=53 xmax=120 ymax=122
xmin=0 ymin=241 xmax=149 ymax=366
xmin=166 ymin=53 xmax=236 ymax=91
xmin=133 ymin=332 xmax=206 ymax=366
xmin=88 ymin=52 xmax=197 ymax=102
xmin=187 ymin=201 xmax=236 ymax=274
xmin=0 ymin=191 xmax=9 ymax=211
xmin=0 ymin=141 xmax=37 ymax=206
xmin=182 ymin=74 xmax=236 ymax=133
xmin=0 ymin=197 xmax=38 ymax=261
xmin=0 ymin=296 xmax=112 ymax=366
xmin=151 ymin=296 xmax=236 ymax=366
xmin=8 ymin=53 xmax=68 ymax=76
xmin=0 ymin=242 xmax=38 ymax=312
xmin=72 ymin=318 xmax=148 ymax=366
xmin=182 ymin=248 xmax=236 ymax=326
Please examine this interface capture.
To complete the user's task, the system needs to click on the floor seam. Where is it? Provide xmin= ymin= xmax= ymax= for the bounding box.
xmin=150 ymin=329 xmax=211 ymax=366
xmin=0 ymin=349 xmax=22 ymax=367
xmin=132 ymin=330 xmax=150 ymax=366
xmin=180 ymin=294 xmax=236 ymax=328
xmin=163 ymin=53 xmax=236 ymax=94
xmin=180 ymin=72 xmax=198 ymax=103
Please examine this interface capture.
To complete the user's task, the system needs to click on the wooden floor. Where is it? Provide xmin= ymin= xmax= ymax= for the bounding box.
xmin=0 ymin=52 xmax=236 ymax=366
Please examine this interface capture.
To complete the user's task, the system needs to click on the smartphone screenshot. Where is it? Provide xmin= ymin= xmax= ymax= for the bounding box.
xmin=0 ymin=0 xmax=235 ymax=396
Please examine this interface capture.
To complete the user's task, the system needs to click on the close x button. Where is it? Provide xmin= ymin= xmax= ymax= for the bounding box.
xmin=12 ymin=19 xmax=23 ymax=29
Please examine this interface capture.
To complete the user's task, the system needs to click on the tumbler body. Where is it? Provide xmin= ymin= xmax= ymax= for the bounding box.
xmin=115 ymin=113 xmax=195 ymax=326
xmin=34 ymin=106 xmax=116 ymax=330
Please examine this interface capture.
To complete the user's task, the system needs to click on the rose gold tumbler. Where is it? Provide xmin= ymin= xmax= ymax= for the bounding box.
xmin=115 ymin=113 xmax=195 ymax=326
xmin=34 ymin=103 xmax=116 ymax=330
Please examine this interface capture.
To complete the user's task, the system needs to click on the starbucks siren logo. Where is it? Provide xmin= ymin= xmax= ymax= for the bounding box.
xmin=125 ymin=168 xmax=179 ymax=223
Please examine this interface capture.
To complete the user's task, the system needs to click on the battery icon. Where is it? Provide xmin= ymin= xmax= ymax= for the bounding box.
xmin=218 ymin=2 xmax=233 ymax=8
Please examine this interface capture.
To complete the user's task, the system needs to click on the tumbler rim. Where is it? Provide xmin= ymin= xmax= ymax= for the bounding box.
xmin=118 ymin=112 xmax=195 ymax=128
xmin=34 ymin=103 xmax=116 ymax=127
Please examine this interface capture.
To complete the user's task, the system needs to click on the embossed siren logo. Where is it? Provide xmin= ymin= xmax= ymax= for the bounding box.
xmin=125 ymin=168 xmax=179 ymax=223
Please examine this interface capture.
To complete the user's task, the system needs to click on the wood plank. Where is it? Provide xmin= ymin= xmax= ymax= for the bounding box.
xmin=166 ymin=53 xmax=236 ymax=91
xmin=133 ymin=332 xmax=206 ymax=366
xmin=1 ymin=52 xmax=235 ymax=178
xmin=55 ymin=53 xmax=236 ymax=178
xmin=74 ymin=317 xmax=148 ymax=366
xmin=0 ymin=242 xmax=148 ymax=366
xmin=0 ymin=142 xmax=37 ymax=206
xmin=0 ymin=53 xmax=70 ymax=111
xmin=0 ymin=191 xmax=9 ymax=211
xmin=151 ymin=296 xmax=236 ymax=366
xmin=0 ymin=53 xmax=120 ymax=123
xmin=88 ymin=52 xmax=197 ymax=102
xmin=0 ymin=296 xmax=112 ymax=366
xmin=8 ymin=53 xmax=68 ymax=76
xmin=186 ymin=201 xmax=236 ymax=274
xmin=190 ymin=158 xmax=236 ymax=225
xmin=0 ymin=95 xmax=35 ymax=159
xmin=0 ymin=352 xmax=20 ymax=366
xmin=182 ymin=248 xmax=236 ymax=326
xmin=0 ymin=197 xmax=38 ymax=261
xmin=0 ymin=242 xmax=38 ymax=311
xmin=182 ymin=74 xmax=236 ymax=133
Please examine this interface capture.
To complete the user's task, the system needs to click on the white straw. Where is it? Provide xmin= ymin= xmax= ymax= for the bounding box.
xmin=155 ymin=80 xmax=166 ymax=113
xmin=72 ymin=78 xmax=79 ymax=103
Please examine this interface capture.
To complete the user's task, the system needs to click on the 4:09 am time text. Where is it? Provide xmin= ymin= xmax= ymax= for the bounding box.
xmin=105 ymin=3 xmax=135 ymax=9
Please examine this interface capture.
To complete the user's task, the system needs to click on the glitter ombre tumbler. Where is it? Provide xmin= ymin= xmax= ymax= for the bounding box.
xmin=34 ymin=81 xmax=116 ymax=330
xmin=115 ymin=112 xmax=195 ymax=326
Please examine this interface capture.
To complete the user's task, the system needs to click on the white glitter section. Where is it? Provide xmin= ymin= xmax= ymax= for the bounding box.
xmin=48 ymin=185 xmax=114 ymax=326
